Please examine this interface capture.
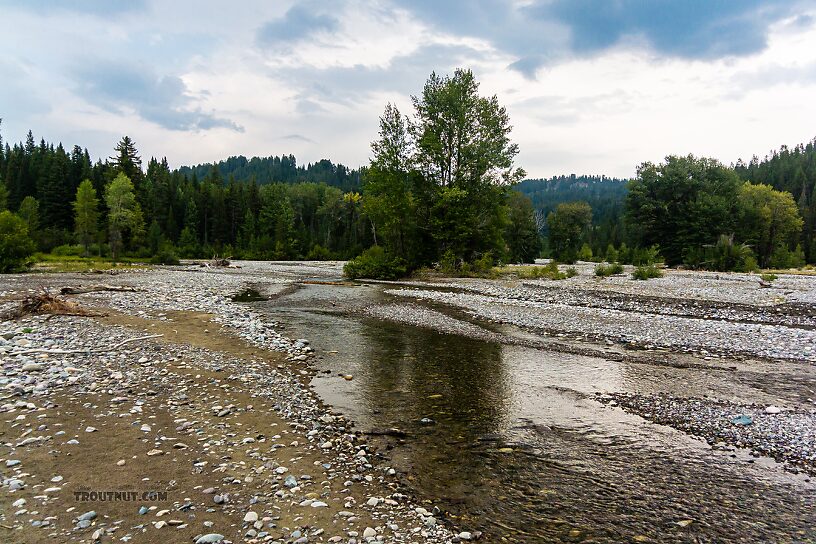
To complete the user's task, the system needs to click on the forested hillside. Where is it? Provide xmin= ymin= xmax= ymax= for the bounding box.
xmin=515 ymin=175 xmax=629 ymax=256
xmin=178 ymin=155 xmax=362 ymax=192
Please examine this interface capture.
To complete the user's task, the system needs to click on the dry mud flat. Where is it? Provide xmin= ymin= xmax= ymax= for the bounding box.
xmin=0 ymin=265 xmax=460 ymax=544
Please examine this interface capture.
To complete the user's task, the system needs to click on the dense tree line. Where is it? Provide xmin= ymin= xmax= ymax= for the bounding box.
xmin=542 ymin=154 xmax=806 ymax=270
xmin=3 ymin=105 xmax=814 ymax=276
xmin=0 ymin=123 xmax=376 ymax=264
xmin=734 ymin=139 xmax=816 ymax=262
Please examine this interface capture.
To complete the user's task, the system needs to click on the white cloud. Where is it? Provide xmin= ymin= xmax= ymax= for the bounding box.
xmin=2 ymin=0 xmax=816 ymax=179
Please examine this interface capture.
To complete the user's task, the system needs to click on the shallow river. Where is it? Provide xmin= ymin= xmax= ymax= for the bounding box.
xmin=257 ymin=280 xmax=815 ymax=543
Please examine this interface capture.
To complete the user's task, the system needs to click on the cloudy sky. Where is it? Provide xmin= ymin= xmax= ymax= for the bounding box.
xmin=2 ymin=0 xmax=816 ymax=178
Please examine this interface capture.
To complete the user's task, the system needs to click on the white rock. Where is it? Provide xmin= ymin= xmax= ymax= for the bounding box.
xmin=243 ymin=511 xmax=258 ymax=522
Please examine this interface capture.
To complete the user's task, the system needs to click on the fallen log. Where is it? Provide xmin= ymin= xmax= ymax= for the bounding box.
xmin=60 ymin=285 xmax=138 ymax=295
xmin=362 ymin=428 xmax=410 ymax=438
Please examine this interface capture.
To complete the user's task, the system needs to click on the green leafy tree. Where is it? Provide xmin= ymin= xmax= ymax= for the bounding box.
xmin=505 ymin=191 xmax=541 ymax=263
xmin=626 ymin=155 xmax=741 ymax=266
xmin=411 ymin=69 xmax=524 ymax=262
xmin=104 ymin=173 xmax=140 ymax=260
xmin=0 ymin=211 xmax=35 ymax=272
xmin=17 ymin=196 xmax=39 ymax=236
xmin=73 ymin=179 xmax=99 ymax=256
xmin=363 ymin=103 xmax=418 ymax=262
xmin=737 ymin=182 xmax=803 ymax=268
xmin=547 ymin=201 xmax=592 ymax=263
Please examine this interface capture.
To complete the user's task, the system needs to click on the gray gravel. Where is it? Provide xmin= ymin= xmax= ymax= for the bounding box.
xmin=597 ymin=393 xmax=816 ymax=475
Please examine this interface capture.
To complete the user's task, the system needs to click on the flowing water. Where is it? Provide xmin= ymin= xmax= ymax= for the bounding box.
xmin=257 ymin=280 xmax=815 ymax=543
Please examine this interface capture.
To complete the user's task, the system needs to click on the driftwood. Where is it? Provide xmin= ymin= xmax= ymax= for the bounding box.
xmin=209 ymin=256 xmax=232 ymax=267
xmin=2 ymin=291 xmax=103 ymax=320
xmin=10 ymin=334 xmax=164 ymax=356
xmin=86 ymin=269 xmax=120 ymax=275
xmin=362 ymin=428 xmax=409 ymax=438
xmin=60 ymin=285 xmax=138 ymax=295
xmin=759 ymin=280 xmax=773 ymax=288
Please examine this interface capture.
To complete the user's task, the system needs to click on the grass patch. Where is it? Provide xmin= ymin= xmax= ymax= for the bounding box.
xmin=31 ymin=253 xmax=144 ymax=273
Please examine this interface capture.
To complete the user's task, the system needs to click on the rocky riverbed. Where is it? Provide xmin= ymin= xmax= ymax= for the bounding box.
xmin=1 ymin=261 xmax=815 ymax=543
xmin=0 ymin=264 xmax=462 ymax=544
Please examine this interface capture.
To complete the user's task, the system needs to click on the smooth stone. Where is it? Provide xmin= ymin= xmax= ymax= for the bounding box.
xmin=195 ymin=534 xmax=225 ymax=544
xmin=78 ymin=511 xmax=97 ymax=521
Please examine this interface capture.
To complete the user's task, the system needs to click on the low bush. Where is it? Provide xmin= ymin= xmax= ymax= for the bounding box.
xmin=760 ymin=273 xmax=777 ymax=283
xmin=595 ymin=262 xmax=624 ymax=277
xmin=151 ymin=243 xmax=180 ymax=265
xmin=632 ymin=264 xmax=664 ymax=280
xmin=306 ymin=244 xmax=334 ymax=261
xmin=512 ymin=260 xmax=573 ymax=280
xmin=343 ymin=246 xmax=407 ymax=280
xmin=51 ymin=244 xmax=86 ymax=257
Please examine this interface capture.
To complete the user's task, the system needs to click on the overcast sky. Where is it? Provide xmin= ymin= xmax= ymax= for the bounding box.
xmin=2 ymin=0 xmax=816 ymax=179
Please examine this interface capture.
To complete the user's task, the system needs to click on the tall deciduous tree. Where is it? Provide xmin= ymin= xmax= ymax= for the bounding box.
xmin=505 ymin=191 xmax=541 ymax=263
xmin=626 ymin=155 xmax=741 ymax=266
xmin=104 ymin=173 xmax=140 ymax=261
xmin=73 ymin=179 xmax=99 ymax=256
xmin=737 ymin=182 xmax=803 ymax=267
xmin=547 ymin=201 xmax=592 ymax=263
xmin=17 ymin=196 xmax=39 ymax=238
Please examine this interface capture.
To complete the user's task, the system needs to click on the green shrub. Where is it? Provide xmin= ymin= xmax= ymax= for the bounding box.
xmin=632 ymin=245 xmax=662 ymax=266
xmin=684 ymin=235 xmax=756 ymax=272
xmin=769 ymin=244 xmax=805 ymax=269
xmin=595 ymin=262 xmax=624 ymax=277
xmin=605 ymin=244 xmax=619 ymax=263
xmin=439 ymin=249 xmax=458 ymax=275
xmin=577 ymin=243 xmax=593 ymax=261
xmin=513 ymin=260 xmax=573 ymax=280
xmin=306 ymin=244 xmax=334 ymax=261
xmin=473 ymin=252 xmax=494 ymax=274
xmin=0 ymin=211 xmax=36 ymax=273
xmin=51 ymin=244 xmax=85 ymax=257
xmin=151 ymin=243 xmax=180 ymax=265
xmin=343 ymin=246 xmax=407 ymax=280
xmin=632 ymin=264 xmax=664 ymax=280
xmin=760 ymin=273 xmax=777 ymax=283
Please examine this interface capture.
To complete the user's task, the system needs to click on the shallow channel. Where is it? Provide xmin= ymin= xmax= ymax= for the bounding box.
xmin=257 ymin=281 xmax=815 ymax=543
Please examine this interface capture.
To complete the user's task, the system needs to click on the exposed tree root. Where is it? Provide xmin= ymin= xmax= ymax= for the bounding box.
xmin=1 ymin=290 xmax=104 ymax=320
